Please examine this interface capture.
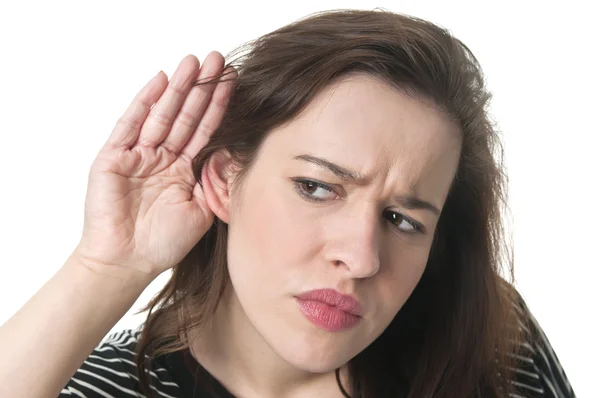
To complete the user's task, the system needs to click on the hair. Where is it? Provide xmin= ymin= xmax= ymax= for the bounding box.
xmin=135 ymin=8 xmax=525 ymax=397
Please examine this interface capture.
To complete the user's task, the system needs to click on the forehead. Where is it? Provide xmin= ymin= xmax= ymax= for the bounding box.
xmin=259 ymin=74 xmax=461 ymax=193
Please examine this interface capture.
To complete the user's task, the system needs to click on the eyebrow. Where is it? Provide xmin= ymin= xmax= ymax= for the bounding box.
xmin=393 ymin=195 xmax=440 ymax=216
xmin=293 ymin=154 xmax=441 ymax=216
xmin=294 ymin=154 xmax=364 ymax=182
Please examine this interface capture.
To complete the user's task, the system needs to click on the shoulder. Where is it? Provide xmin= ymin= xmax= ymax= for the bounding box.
xmin=508 ymin=286 xmax=576 ymax=397
xmin=59 ymin=327 xmax=181 ymax=397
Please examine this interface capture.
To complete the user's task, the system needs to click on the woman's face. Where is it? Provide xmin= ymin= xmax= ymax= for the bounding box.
xmin=224 ymin=74 xmax=461 ymax=372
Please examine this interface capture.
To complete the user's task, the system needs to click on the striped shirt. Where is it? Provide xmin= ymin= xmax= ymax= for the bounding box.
xmin=59 ymin=301 xmax=576 ymax=398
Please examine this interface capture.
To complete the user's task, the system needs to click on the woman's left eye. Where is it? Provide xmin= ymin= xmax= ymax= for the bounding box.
xmin=383 ymin=210 xmax=424 ymax=234
xmin=293 ymin=179 xmax=338 ymax=201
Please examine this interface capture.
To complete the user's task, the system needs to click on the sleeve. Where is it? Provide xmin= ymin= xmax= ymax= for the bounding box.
xmin=514 ymin=293 xmax=577 ymax=398
xmin=58 ymin=331 xmax=142 ymax=398
xmin=527 ymin=309 xmax=576 ymax=398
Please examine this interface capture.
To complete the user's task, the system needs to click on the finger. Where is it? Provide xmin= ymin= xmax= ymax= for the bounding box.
xmin=181 ymin=66 xmax=237 ymax=161
xmin=106 ymin=71 xmax=168 ymax=149
xmin=135 ymin=54 xmax=200 ymax=148
xmin=161 ymin=51 xmax=225 ymax=154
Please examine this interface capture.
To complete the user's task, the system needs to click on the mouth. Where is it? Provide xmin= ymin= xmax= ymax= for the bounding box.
xmin=294 ymin=289 xmax=363 ymax=332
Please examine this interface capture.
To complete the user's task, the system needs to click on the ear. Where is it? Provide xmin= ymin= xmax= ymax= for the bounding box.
xmin=201 ymin=150 xmax=237 ymax=224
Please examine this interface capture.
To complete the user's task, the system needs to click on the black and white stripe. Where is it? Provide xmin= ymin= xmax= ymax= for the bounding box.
xmin=509 ymin=295 xmax=575 ymax=398
xmin=60 ymin=327 xmax=180 ymax=398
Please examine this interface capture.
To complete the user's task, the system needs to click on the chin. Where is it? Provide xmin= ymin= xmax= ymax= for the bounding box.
xmin=283 ymin=350 xmax=348 ymax=373
xmin=268 ymin=326 xmax=363 ymax=373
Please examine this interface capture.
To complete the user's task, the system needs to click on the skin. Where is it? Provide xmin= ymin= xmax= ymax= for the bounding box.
xmin=197 ymin=74 xmax=462 ymax=398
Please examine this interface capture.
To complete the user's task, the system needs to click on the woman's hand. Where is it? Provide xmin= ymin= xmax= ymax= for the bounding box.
xmin=74 ymin=53 xmax=235 ymax=279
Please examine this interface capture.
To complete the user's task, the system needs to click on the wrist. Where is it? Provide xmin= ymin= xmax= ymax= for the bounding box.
xmin=65 ymin=251 xmax=157 ymax=292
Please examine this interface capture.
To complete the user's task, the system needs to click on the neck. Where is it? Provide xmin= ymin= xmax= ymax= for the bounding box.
xmin=189 ymin=283 xmax=348 ymax=398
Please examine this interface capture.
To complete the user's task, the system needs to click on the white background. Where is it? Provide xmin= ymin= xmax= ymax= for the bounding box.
xmin=0 ymin=1 xmax=597 ymax=396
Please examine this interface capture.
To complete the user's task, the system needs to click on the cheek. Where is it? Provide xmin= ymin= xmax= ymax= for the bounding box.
xmin=375 ymin=245 xmax=430 ymax=318
xmin=227 ymin=178 xmax=319 ymax=293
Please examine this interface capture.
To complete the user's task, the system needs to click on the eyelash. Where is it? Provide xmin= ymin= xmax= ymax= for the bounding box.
xmin=292 ymin=178 xmax=426 ymax=234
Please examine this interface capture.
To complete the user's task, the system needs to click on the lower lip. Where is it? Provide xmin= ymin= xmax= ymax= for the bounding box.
xmin=295 ymin=298 xmax=361 ymax=332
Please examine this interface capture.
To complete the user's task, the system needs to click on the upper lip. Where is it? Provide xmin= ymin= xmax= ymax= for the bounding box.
xmin=295 ymin=288 xmax=364 ymax=317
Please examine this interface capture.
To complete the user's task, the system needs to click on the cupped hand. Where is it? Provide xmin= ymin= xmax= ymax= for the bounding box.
xmin=73 ymin=53 xmax=235 ymax=278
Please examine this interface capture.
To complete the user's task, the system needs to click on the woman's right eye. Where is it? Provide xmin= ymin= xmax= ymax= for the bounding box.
xmin=293 ymin=179 xmax=338 ymax=202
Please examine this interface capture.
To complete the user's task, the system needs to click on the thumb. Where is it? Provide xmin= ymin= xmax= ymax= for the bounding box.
xmin=191 ymin=181 xmax=215 ymax=227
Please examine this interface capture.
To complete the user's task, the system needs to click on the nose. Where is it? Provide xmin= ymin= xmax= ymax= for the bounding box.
xmin=325 ymin=206 xmax=381 ymax=279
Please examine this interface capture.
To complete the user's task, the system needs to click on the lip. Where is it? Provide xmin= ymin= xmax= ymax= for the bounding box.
xmin=294 ymin=289 xmax=364 ymax=332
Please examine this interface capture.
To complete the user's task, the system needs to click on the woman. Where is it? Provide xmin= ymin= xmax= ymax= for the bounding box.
xmin=0 ymin=9 xmax=575 ymax=398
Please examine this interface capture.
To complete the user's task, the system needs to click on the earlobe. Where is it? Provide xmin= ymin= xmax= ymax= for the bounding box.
xmin=201 ymin=151 xmax=235 ymax=224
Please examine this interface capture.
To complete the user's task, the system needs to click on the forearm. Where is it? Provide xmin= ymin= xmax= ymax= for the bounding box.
xmin=0 ymin=253 xmax=154 ymax=398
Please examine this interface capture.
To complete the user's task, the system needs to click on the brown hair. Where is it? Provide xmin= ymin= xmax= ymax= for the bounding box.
xmin=135 ymin=9 xmax=523 ymax=397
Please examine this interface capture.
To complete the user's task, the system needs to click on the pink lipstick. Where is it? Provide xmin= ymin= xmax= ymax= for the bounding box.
xmin=295 ymin=289 xmax=363 ymax=332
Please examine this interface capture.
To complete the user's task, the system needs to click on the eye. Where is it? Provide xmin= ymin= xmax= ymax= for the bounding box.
xmin=293 ymin=179 xmax=338 ymax=202
xmin=383 ymin=209 xmax=424 ymax=234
